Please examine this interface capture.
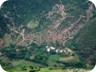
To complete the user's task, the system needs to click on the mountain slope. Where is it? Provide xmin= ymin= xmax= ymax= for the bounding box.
xmin=72 ymin=18 xmax=96 ymax=66
xmin=0 ymin=0 xmax=96 ymax=71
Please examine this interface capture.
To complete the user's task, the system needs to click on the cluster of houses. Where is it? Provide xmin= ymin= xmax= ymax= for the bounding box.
xmin=45 ymin=46 xmax=74 ymax=55
xmin=46 ymin=46 xmax=70 ymax=53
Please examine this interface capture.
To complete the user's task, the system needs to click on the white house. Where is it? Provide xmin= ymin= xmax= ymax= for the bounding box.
xmin=55 ymin=49 xmax=59 ymax=53
xmin=46 ymin=46 xmax=48 ymax=48
xmin=47 ymin=48 xmax=51 ymax=52
xmin=50 ymin=47 xmax=55 ymax=50
xmin=60 ymin=50 xmax=64 ymax=53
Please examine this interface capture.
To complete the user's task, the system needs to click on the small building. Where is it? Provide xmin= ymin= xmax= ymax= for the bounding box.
xmin=50 ymin=47 xmax=55 ymax=50
xmin=47 ymin=48 xmax=51 ymax=52
xmin=46 ymin=46 xmax=48 ymax=48
xmin=60 ymin=50 xmax=64 ymax=53
xmin=55 ymin=49 xmax=59 ymax=53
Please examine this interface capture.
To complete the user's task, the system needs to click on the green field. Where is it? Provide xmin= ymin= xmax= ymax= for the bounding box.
xmin=27 ymin=20 xmax=39 ymax=29
xmin=1 ymin=60 xmax=90 ymax=72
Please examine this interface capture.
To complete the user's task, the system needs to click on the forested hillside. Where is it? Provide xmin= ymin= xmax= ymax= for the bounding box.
xmin=72 ymin=18 xmax=96 ymax=66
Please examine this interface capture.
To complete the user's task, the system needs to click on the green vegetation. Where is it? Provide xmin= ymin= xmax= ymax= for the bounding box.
xmin=27 ymin=20 xmax=39 ymax=29
xmin=1 ymin=59 xmax=89 ymax=72
xmin=59 ymin=56 xmax=79 ymax=63
xmin=72 ymin=19 xmax=96 ymax=66
xmin=49 ymin=55 xmax=59 ymax=61
xmin=0 ymin=0 xmax=96 ymax=72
